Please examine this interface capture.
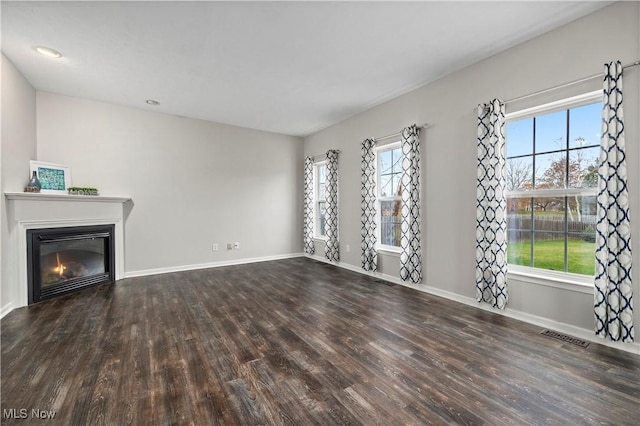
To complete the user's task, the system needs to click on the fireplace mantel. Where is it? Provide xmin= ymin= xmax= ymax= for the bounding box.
xmin=3 ymin=192 xmax=131 ymax=316
xmin=5 ymin=192 xmax=130 ymax=203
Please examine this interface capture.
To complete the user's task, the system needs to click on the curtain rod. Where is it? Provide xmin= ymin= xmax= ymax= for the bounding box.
xmin=310 ymin=123 xmax=429 ymax=160
xmin=375 ymin=123 xmax=429 ymax=142
xmin=476 ymin=60 xmax=640 ymax=111
xmin=311 ymin=149 xmax=340 ymax=161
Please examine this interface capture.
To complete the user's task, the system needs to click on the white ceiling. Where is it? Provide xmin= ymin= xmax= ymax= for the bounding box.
xmin=1 ymin=1 xmax=611 ymax=137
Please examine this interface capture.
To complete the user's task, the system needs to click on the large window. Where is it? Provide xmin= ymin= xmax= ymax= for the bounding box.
xmin=377 ymin=143 xmax=402 ymax=249
xmin=506 ymin=95 xmax=601 ymax=276
xmin=315 ymin=162 xmax=326 ymax=238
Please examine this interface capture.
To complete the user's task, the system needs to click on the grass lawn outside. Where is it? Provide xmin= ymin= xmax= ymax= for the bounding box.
xmin=507 ymin=238 xmax=595 ymax=276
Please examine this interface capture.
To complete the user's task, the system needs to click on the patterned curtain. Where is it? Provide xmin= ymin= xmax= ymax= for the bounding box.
xmin=400 ymin=125 xmax=422 ymax=283
xmin=476 ymin=99 xmax=508 ymax=309
xmin=361 ymin=138 xmax=378 ymax=271
xmin=594 ymin=61 xmax=634 ymax=342
xmin=324 ymin=150 xmax=340 ymax=262
xmin=303 ymin=156 xmax=315 ymax=255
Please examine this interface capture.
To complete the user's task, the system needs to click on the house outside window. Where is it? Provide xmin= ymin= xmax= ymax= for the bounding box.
xmin=506 ymin=93 xmax=601 ymax=276
xmin=377 ymin=143 xmax=402 ymax=249
xmin=315 ymin=162 xmax=327 ymax=238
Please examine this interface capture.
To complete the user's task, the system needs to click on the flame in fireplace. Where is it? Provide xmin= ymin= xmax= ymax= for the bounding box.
xmin=54 ymin=253 xmax=66 ymax=276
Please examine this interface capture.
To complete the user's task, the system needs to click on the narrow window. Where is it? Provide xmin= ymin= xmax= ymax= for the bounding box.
xmin=315 ymin=162 xmax=327 ymax=238
xmin=377 ymin=143 xmax=402 ymax=249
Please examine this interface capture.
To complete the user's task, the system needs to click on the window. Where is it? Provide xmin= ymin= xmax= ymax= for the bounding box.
xmin=377 ymin=143 xmax=402 ymax=249
xmin=314 ymin=162 xmax=327 ymax=238
xmin=506 ymin=95 xmax=601 ymax=276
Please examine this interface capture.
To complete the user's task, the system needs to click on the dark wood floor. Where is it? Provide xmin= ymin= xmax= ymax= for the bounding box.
xmin=2 ymin=258 xmax=639 ymax=425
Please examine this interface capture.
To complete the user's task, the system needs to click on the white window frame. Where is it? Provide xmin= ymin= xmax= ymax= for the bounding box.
xmin=313 ymin=161 xmax=327 ymax=240
xmin=375 ymin=142 xmax=402 ymax=253
xmin=505 ymin=90 xmax=602 ymax=287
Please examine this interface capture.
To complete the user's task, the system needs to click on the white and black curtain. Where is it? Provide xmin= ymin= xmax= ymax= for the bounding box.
xmin=361 ymin=138 xmax=378 ymax=271
xmin=324 ymin=150 xmax=340 ymax=262
xmin=303 ymin=156 xmax=315 ymax=255
xmin=400 ymin=125 xmax=422 ymax=283
xmin=594 ymin=61 xmax=634 ymax=342
xmin=476 ymin=99 xmax=508 ymax=309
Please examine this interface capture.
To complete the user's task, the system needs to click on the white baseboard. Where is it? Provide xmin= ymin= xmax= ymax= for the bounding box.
xmin=124 ymin=253 xmax=304 ymax=278
xmin=0 ymin=302 xmax=15 ymax=320
xmin=304 ymin=254 xmax=640 ymax=355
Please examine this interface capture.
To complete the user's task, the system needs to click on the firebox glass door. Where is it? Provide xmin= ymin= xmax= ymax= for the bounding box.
xmin=39 ymin=238 xmax=107 ymax=288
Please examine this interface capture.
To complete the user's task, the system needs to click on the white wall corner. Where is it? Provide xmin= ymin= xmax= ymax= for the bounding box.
xmin=0 ymin=302 xmax=15 ymax=319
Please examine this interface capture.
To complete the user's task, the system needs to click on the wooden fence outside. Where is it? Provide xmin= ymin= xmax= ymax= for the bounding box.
xmin=507 ymin=214 xmax=596 ymax=242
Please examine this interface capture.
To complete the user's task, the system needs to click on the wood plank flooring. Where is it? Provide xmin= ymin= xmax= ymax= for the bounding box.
xmin=2 ymin=257 xmax=639 ymax=425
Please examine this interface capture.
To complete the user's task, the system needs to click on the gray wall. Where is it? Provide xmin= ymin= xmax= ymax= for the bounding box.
xmin=1 ymin=54 xmax=37 ymax=313
xmin=35 ymin=93 xmax=304 ymax=275
xmin=303 ymin=2 xmax=640 ymax=341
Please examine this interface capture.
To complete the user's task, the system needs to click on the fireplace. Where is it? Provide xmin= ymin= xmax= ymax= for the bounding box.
xmin=3 ymin=192 xmax=128 ymax=314
xmin=27 ymin=225 xmax=115 ymax=304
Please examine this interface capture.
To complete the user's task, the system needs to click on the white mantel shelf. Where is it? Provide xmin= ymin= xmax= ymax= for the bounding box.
xmin=4 ymin=192 xmax=131 ymax=203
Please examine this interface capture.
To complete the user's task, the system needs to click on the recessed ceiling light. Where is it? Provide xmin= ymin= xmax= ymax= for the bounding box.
xmin=35 ymin=46 xmax=62 ymax=58
xmin=145 ymin=99 xmax=160 ymax=106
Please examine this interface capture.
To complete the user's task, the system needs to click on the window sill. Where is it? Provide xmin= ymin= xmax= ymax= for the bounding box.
xmin=507 ymin=265 xmax=594 ymax=295
xmin=378 ymin=246 xmax=401 ymax=256
xmin=313 ymin=237 xmax=327 ymax=242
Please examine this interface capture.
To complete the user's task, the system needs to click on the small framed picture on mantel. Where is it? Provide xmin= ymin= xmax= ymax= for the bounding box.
xmin=30 ymin=161 xmax=71 ymax=194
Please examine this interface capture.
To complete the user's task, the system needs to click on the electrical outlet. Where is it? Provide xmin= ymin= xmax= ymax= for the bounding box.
xmin=346 ymin=244 xmax=350 ymax=253
xmin=233 ymin=242 xmax=240 ymax=250
xmin=212 ymin=243 xmax=218 ymax=252
xmin=227 ymin=243 xmax=233 ymax=250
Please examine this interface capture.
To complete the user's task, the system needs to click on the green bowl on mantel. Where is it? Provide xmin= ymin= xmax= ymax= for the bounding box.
xmin=68 ymin=188 xmax=99 ymax=196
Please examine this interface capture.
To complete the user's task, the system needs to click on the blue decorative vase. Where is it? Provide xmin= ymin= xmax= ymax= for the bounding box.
xmin=25 ymin=171 xmax=41 ymax=193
